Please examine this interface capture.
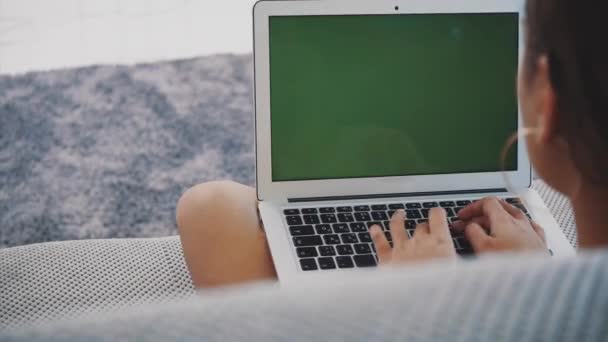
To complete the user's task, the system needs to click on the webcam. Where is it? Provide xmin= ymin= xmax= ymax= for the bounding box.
xmin=394 ymin=5 xmax=399 ymax=11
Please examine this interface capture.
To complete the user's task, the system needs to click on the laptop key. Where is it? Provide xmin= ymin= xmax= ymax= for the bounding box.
xmin=444 ymin=208 xmax=456 ymax=218
xmin=358 ymin=232 xmax=373 ymax=243
xmin=332 ymin=223 xmax=350 ymax=233
xmin=406 ymin=203 xmax=422 ymax=209
xmin=451 ymin=228 xmax=465 ymax=239
xmin=456 ymin=236 xmax=469 ymax=245
xmin=354 ymin=255 xmax=377 ymax=267
xmin=371 ymin=205 xmax=387 ymax=210
xmin=318 ymin=257 xmax=336 ymax=270
xmin=452 ymin=237 xmax=461 ymax=249
xmin=366 ymin=222 xmax=382 ymax=229
xmin=315 ymin=224 xmax=333 ymax=235
xmin=300 ymin=258 xmax=318 ymax=271
xmin=456 ymin=200 xmax=471 ymax=206
xmin=319 ymin=207 xmax=336 ymax=213
xmin=319 ymin=246 xmax=336 ymax=256
xmin=341 ymin=233 xmax=358 ymax=244
xmin=423 ymin=202 xmax=439 ymax=208
xmin=354 ymin=243 xmax=372 ymax=254
xmin=388 ymin=204 xmax=405 ymax=209
xmin=337 ymin=245 xmax=355 ymax=255
xmin=355 ymin=212 xmax=372 ymax=222
xmin=337 ymin=206 xmax=353 ymax=213
xmin=336 ymin=256 xmax=355 ymax=268
xmin=349 ymin=222 xmax=367 ymax=232
xmin=384 ymin=232 xmax=393 ymax=242
xmin=354 ymin=205 xmax=370 ymax=212
xmin=406 ymin=210 xmax=422 ymax=219
xmin=514 ymin=204 xmax=529 ymax=213
xmin=439 ymin=201 xmax=456 ymax=207
xmin=371 ymin=211 xmax=388 ymax=221
xmin=337 ymin=213 xmax=355 ymax=223
xmin=296 ymin=247 xmax=318 ymax=258
xmin=284 ymin=209 xmax=300 ymax=215
xmin=303 ymin=215 xmax=320 ymax=224
xmin=505 ymin=198 xmax=521 ymax=204
xmin=421 ymin=209 xmax=430 ymax=218
xmin=293 ymin=236 xmax=323 ymax=247
xmin=417 ymin=219 xmax=428 ymax=225
xmin=458 ymin=246 xmax=475 ymax=256
xmin=290 ymin=225 xmax=315 ymax=236
xmin=286 ymin=216 xmax=303 ymax=226
xmin=301 ymin=208 xmax=318 ymax=214
xmin=459 ymin=238 xmax=475 ymax=253
xmin=405 ymin=220 xmax=417 ymax=229
xmin=324 ymin=235 xmax=341 ymax=245
xmin=320 ymin=214 xmax=338 ymax=223
xmin=383 ymin=221 xmax=391 ymax=230
xmin=459 ymin=249 xmax=475 ymax=257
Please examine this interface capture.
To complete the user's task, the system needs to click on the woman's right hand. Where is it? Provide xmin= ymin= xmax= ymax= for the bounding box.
xmin=452 ymin=197 xmax=548 ymax=254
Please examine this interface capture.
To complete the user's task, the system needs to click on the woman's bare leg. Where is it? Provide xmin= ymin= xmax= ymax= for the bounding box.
xmin=176 ymin=181 xmax=277 ymax=288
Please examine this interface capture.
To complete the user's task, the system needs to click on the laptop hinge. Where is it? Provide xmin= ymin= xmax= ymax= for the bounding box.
xmin=288 ymin=188 xmax=508 ymax=203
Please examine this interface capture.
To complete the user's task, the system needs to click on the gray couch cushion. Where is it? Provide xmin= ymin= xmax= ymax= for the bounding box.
xmin=0 ymin=237 xmax=195 ymax=330
xmin=5 ymin=250 xmax=607 ymax=341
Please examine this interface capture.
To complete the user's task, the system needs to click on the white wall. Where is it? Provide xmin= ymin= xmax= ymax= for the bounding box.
xmin=0 ymin=0 xmax=257 ymax=74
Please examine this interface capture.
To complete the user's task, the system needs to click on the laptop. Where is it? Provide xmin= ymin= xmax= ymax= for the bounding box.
xmin=253 ymin=0 xmax=575 ymax=283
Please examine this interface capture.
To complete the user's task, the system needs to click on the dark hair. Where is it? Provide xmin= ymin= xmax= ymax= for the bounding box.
xmin=525 ymin=0 xmax=608 ymax=186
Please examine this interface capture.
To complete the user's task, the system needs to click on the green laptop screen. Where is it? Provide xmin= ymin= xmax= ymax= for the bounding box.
xmin=269 ymin=13 xmax=519 ymax=182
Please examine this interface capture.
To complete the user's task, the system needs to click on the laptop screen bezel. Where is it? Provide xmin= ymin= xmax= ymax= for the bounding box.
xmin=253 ymin=0 xmax=530 ymax=201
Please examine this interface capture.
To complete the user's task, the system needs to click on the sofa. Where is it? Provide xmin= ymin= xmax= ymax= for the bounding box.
xmin=0 ymin=180 xmax=580 ymax=333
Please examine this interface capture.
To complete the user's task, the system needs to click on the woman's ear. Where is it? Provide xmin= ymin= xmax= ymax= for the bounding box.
xmin=534 ymin=56 xmax=559 ymax=144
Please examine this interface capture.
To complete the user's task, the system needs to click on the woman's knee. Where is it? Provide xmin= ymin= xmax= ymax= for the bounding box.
xmin=176 ymin=181 xmax=274 ymax=287
xmin=176 ymin=180 xmax=254 ymax=234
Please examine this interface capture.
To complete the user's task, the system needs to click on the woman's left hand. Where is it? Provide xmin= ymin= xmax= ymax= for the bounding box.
xmin=370 ymin=208 xmax=457 ymax=265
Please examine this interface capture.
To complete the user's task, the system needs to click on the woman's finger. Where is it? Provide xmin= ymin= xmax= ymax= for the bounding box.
xmin=389 ymin=210 xmax=409 ymax=247
xmin=452 ymin=216 xmax=491 ymax=233
xmin=498 ymin=199 xmax=527 ymax=219
xmin=428 ymin=208 xmax=451 ymax=240
xmin=464 ymin=222 xmax=492 ymax=252
xmin=458 ymin=197 xmax=510 ymax=223
xmin=530 ymin=221 xmax=546 ymax=243
xmin=370 ymin=225 xmax=392 ymax=263
xmin=414 ymin=222 xmax=430 ymax=237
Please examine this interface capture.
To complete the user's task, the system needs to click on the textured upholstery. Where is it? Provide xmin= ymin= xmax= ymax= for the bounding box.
xmin=0 ymin=237 xmax=195 ymax=330
xmin=0 ymin=180 xmax=577 ymax=331
xmin=5 ymin=251 xmax=608 ymax=341
xmin=533 ymin=181 xmax=578 ymax=247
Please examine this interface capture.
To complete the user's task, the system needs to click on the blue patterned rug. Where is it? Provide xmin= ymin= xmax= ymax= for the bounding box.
xmin=0 ymin=54 xmax=255 ymax=248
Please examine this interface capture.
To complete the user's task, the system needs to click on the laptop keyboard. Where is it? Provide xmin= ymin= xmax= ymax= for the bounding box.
xmin=283 ymin=197 xmax=531 ymax=272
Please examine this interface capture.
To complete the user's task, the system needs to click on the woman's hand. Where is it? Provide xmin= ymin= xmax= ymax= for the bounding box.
xmin=452 ymin=197 xmax=547 ymax=254
xmin=370 ymin=208 xmax=457 ymax=265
